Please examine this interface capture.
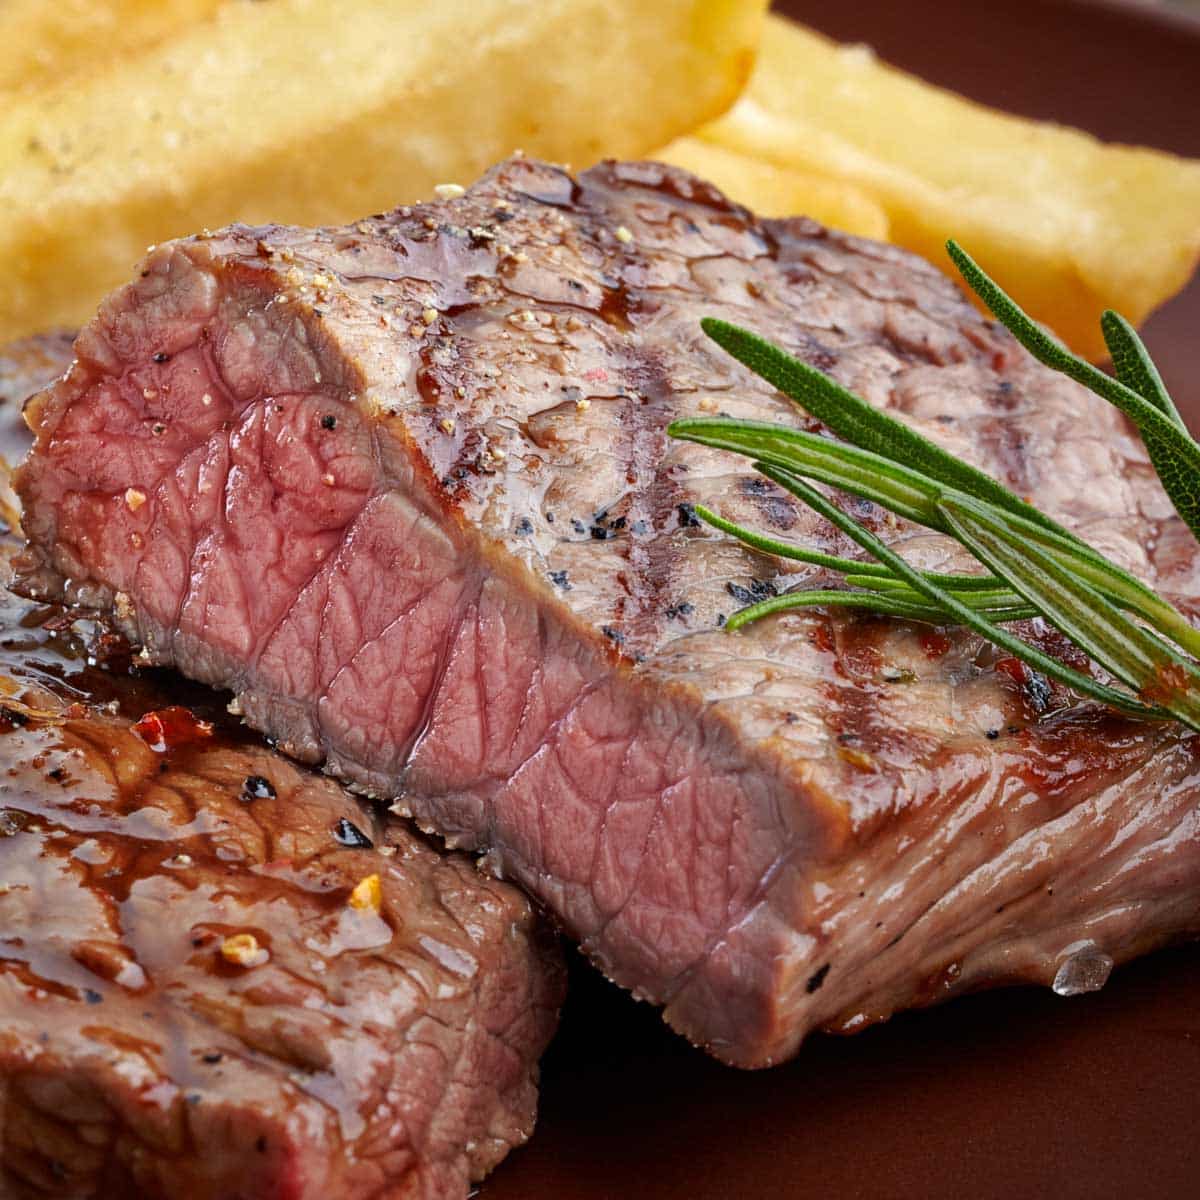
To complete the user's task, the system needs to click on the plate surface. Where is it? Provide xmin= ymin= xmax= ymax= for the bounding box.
xmin=484 ymin=3 xmax=1200 ymax=1197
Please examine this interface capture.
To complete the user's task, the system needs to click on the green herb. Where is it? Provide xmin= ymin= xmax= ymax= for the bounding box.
xmin=668 ymin=244 xmax=1200 ymax=731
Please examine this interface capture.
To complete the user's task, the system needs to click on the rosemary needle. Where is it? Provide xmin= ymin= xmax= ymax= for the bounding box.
xmin=668 ymin=247 xmax=1200 ymax=731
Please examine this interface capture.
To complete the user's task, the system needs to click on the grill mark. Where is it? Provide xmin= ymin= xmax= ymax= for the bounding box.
xmin=615 ymin=352 xmax=688 ymax=656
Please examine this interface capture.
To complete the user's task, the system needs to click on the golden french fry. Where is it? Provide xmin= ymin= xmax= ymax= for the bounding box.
xmin=701 ymin=16 xmax=1200 ymax=359
xmin=656 ymin=136 xmax=889 ymax=240
xmin=0 ymin=0 xmax=766 ymax=339
xmin=0 ymin=0 xmax=225 ymax=94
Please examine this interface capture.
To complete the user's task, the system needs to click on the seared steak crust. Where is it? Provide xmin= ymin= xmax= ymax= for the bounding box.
xmin=14 ymin=157 xmax=1200 ymax=1066
xmin=0 ymin=600 xmax=562 ymax=1199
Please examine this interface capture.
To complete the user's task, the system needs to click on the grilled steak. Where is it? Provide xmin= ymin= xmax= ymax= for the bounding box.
xmin=13 ymin=157 xmax=1200 ymax=1067
xmin=0 ymin=591 xmax=562 ymax=1193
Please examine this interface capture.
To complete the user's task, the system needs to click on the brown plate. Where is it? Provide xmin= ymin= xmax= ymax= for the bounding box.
xmin=484 ymin=3 xmax=1200 ymax=1197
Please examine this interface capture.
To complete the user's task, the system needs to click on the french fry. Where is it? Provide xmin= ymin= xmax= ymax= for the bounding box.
xmin=700 ymin=16 xmax=1200 ymax=359
xmin=0 ymin=0 xmax=224 ymax=94
xmin=0 ymin=0 xmax=766 ymax=339
xmin=656 ymin=136 xmax=889 ymax=240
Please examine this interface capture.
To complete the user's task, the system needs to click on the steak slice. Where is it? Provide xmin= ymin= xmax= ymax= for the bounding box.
xmin=14 ymin=157 xmax=1200 ymax=1067
xmin=0 ymin=600 xmax=563 ymax=1199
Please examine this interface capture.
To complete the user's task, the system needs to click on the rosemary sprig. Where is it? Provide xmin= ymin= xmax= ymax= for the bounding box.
xmin=668 ymin=246 xmax=1200 ymax=731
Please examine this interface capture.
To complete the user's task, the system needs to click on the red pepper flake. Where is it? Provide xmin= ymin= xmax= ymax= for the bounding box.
xmin=994 ymin=656 xmax=1029 ymax=684
xmin=919 ymin=631 xmax=952 ymax=659
xmin=808 ymin=623 xmax=835 ymax=654
xmin=132 ymin=707 xmax=214 ymax=753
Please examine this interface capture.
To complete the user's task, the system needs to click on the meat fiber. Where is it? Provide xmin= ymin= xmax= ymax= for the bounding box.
xmin=0 ymin=586 xmax=562 ymax=1195
xmin=14 ymin=157 xmax=1200 ymax=1067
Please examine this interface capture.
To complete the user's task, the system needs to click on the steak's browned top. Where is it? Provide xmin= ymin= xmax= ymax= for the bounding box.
xmin=14 ymin=157 xmax=1200 ymax=1066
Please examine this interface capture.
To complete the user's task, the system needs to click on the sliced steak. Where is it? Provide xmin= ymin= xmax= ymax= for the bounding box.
xmin=13 ymin=157 xmax=1200 ymax=1067
xmin=0 ymin=590 xmax=563 ymax=1198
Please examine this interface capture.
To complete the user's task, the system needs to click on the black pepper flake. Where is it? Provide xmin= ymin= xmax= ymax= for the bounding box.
xmin=242 ymin=775 xmax=276 ymax=802
xmin=665 ymin=601 xmax=694 ymax=620
xmin=202 ymin=1051 xmax=223 ymax=1064
xmin=320 ymin=414 xmax=337 ymax=430
xmin=333 ymin=817 xmax=374 ymax=849
xmin=589 ymin=525 xmax=614 ymax=541
xmin=256 ymin=1136 xmax=269 ymax=1154
xmin=151 ymin=351 xmax=170 ymax=363
xmin=1023 ymin=670 xmax=1054 ymax=714
xmin=805 ymin=963 xmax=831 ymax=994
xmin=571 ymin=518 xmax=587 ymax=534
xmin=726 ymin=579 xmax=778 ymax=605
xmin=985 ymin=728 xmax=1001 ymax=740
xmin=549 ymin=569 xmax=571 ymax=590
xmin=716 ymin=613 xmax=727 ymax=627
xmin=601 ymin=625 xmax=625 ymax=645
xmin=47 ymin=766 xmax=66 ymax=782
xmin=515 ymin=516 xmax=534 ymax=536
xmin=84 ymin=988 xmax=103 ymax=1005
xmin=610 ymin=515 xmax=627 ymax=531
xmin=545 ymin=511 xmax=555 ymax=524
xmin=677 ymin=503 xmax=701 ymax=529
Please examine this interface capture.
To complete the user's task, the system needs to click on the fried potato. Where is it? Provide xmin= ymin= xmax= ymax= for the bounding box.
xmin=0 ymin=0 xmax=225 ymax=94
xmin=700 ymin=16 xmax=1200 ymax=359
xmin=0 ymin=0 xmax=766 ymax=339
xmin=656 ymin=136 xmax=889 ymax=240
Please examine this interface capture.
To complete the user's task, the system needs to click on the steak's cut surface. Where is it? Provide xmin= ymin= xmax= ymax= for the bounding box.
xmin=0 ymin=602 xmax=562 ymax=1200
xmin=14 ymin=157 xmax=1200 ymax=1067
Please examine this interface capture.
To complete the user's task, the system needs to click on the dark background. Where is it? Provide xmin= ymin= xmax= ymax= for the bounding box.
xmin=485 ymin=3 xmax=1200 ymax=1197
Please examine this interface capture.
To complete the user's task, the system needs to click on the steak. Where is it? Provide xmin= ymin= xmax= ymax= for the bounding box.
xmin=0 ymin=595 xmax=562 ymax=1192
xmin=13 ymin=156 xmax=1200 ymax=1067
